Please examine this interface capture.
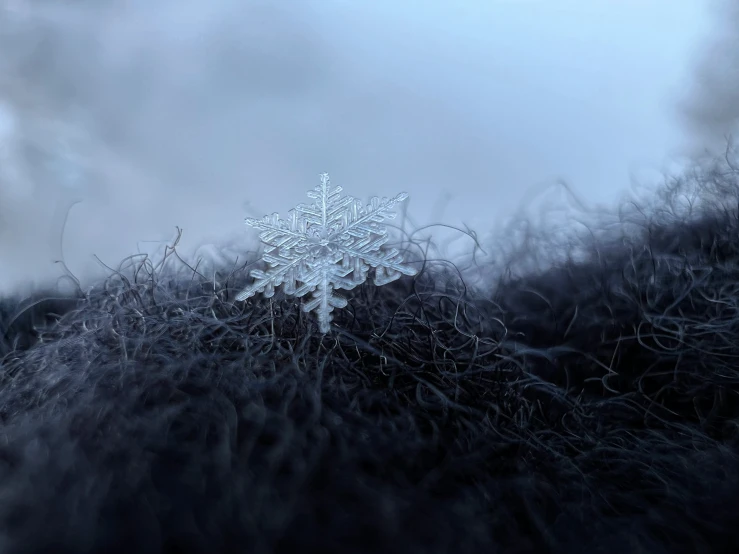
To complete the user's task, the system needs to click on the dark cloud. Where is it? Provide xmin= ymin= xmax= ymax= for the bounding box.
xmin=680 ymin=0 xmax=739 ymax=148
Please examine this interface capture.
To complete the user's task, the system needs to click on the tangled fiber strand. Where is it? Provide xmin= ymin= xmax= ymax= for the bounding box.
xmin=2 ymin=157 xmax=739 ymax=552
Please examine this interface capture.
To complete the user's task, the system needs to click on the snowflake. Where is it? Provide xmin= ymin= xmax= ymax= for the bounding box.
xmin=236 ymin=173 xmax=418 ymax=333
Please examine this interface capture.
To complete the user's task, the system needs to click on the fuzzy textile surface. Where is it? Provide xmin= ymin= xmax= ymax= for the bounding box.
xmin=2 ymin=166 xmax=739 ymax=553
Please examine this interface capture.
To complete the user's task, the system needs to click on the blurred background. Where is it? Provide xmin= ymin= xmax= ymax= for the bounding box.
xmin=0 ymin=0 xmax=734 ymax=293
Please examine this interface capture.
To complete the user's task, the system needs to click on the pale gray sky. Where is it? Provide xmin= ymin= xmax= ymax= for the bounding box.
xmin=0 ymin=0 xmax=720 ymax=292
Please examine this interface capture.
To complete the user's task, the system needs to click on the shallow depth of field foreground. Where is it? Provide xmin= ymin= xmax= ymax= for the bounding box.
xmin=2 ymin=154 xmax=739 ymax=553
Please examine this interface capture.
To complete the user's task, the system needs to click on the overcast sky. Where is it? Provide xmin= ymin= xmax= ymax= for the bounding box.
xmin=0 ymin=0 xmax=721 ymax=292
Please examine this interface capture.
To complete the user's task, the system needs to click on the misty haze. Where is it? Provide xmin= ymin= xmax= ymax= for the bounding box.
xmin=0 ymin=0 xmax=716 ymax=292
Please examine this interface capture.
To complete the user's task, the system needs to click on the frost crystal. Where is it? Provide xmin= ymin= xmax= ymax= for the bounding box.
xmin=236 ymin=173 xmax=417 ymax=333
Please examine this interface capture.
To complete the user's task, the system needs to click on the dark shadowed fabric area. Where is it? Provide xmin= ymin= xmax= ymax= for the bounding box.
xmin=2 ymin=154 xmax=739 ymax=553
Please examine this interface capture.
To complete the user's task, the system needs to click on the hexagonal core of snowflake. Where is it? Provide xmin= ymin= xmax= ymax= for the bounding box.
xmin=308 ymin=237 xmax=342 ymax=259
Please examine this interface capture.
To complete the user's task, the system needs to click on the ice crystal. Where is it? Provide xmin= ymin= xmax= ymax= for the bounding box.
xmin=236 ymin=173 xmax=417 ymax=333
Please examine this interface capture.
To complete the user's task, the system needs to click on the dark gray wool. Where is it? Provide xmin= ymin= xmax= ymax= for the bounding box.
xmin=2 ymin=157 xmax=739 ymax=554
